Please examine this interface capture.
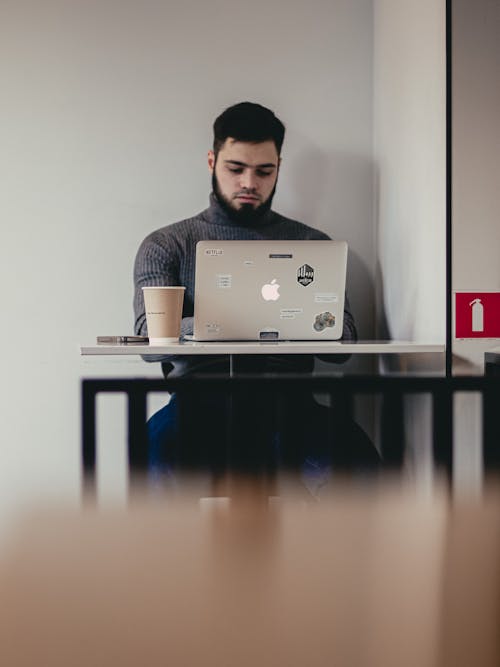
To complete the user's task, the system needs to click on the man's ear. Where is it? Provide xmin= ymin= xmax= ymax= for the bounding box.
xmin=208 ymin=150 xmax=216 ymax=173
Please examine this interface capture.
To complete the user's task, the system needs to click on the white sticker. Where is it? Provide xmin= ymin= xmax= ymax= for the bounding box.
xmin=205 ymin=248 xmax=223 ymax=256
xmin=280 ymin=308 xmax=303 ymax=319
xmin=259 ymin=329 xmax=280 ymax=340
xmin=205 ymin=323 xmax=220 ymax=333
xmin=216 ymin=274 xmax=232 ymax=289
xmin=314 ymin=293 xmax=338 ymax=303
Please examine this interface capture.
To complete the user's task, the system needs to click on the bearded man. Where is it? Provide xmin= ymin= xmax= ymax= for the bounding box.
xmin=134 ymin=102 xmax=378 ymax=486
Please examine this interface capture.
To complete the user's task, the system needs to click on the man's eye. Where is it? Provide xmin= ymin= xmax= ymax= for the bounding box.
xmin=256 ymin=170 xmax=273 ymax=177
xmin=228 ymin=167 xmax=243 ymax=174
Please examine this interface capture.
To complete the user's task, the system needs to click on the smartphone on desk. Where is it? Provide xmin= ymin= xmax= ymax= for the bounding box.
xmin=97 ymin=336 xmax=149 ymax=344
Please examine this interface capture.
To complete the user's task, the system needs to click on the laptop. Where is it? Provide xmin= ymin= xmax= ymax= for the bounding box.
xmin=193 ymin=240 xmax=348 ymax=341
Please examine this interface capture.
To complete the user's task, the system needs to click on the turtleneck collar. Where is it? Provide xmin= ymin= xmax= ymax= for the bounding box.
xmin=202 ymin=192 xmax=277 ymax=228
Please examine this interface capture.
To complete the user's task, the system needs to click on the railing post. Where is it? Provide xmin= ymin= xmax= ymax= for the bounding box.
xmin=380 ymin=392 xmax=405 ymax=468
xmin=483 ymin=384 xmax=500 ymax=471
xmin=328 ymin=390 xmax=356 ymax=470
xmin=432 ymin=384 xmax=453 ymax=480
xmin=483 ymin=357 xmax=500 ymax=472
xmin=127 ymin=386 xmax=148 ymax=478
xmin=81 ymin=380 xmax=97 ymax=500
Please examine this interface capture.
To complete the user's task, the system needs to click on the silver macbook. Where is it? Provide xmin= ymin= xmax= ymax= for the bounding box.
xmin=193 ymin=240 xmax=348 ymax=341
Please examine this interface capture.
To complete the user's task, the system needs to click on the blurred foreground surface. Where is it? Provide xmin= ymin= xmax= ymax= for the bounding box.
xmin=0 ymin=477 xmax=499 ymax=667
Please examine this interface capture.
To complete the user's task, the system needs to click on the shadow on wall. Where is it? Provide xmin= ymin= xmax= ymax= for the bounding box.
xmin=282 ymin=145 xmax=376 ymax=347
xmin=372 ymin=162 xmax=412 ymax=368
xmin=281 ymin=146 xmax=330 ymax=225
xmin=375 ymin=260 xmax=391 ymax=341
xmin=372 ymin=163 xmax=391 ymax=345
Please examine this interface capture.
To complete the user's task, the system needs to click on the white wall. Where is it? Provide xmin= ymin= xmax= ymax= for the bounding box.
xmin=373 ymin=0 xmax=446 ymax=350
xmin=0 ymin=0 xmax=375 ymax=527
xmin=452 ymin=0 xmax=500 ymax=372
xmin=372 ymin=0 xmax=446 ymax=488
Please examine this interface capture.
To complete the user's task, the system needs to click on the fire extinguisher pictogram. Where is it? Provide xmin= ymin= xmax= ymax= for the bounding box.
xmin=469 ymin=298 xmax=484 ymax=332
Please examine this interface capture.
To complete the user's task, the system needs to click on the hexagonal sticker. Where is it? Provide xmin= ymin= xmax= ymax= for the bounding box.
xmin=297 ymin=263 xmax=314 ymax=287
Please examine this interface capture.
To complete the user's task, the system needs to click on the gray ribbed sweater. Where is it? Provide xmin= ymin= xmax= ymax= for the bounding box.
xmin=134 ymin=194 xmax=356 ymax=376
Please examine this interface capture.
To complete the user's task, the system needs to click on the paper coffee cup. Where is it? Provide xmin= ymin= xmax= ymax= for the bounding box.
xmin=142 ymin=286 xmax=185 ymax=345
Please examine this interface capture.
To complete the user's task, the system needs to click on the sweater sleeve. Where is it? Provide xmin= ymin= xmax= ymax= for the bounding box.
xmin=341 ymin=294 xmax=357 ymax=342
xmin=133 ymin=232 xmax=193 ymax=363
xmin=133 ymin=233 xmax=181 ymax=335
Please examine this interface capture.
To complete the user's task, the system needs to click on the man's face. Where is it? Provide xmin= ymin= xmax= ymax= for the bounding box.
xmin=208 ymin=138 xmax=280 ymax=222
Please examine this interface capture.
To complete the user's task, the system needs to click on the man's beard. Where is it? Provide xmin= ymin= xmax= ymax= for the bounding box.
xmin=212 ymin=172 xmax=277 ymax=225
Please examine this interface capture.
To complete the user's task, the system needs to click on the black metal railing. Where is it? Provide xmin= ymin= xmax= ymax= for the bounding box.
xmin=82 ymin=374 xmax=500 ymax=495
xmin=486 ymin=350 xmax=500 ymax=377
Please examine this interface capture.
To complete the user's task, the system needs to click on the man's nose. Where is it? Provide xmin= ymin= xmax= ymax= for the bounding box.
xmin=239 ymin=169 xmax=257 ymax=190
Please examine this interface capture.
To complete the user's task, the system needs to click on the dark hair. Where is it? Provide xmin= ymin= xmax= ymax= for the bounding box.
xmin=213 ymin=102 xmax=285 ymax=156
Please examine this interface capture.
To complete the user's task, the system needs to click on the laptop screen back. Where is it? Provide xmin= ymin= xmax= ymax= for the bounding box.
xmin=194 ymin=240 xmax=348 ymax=341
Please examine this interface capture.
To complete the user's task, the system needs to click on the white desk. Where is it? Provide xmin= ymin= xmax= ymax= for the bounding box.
xmin=81 ymin=340 xmax=444 ymax=356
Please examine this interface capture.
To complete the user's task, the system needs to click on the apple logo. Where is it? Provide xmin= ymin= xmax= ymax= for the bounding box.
xmin=261 ymin=279 xmax=280 ymax=301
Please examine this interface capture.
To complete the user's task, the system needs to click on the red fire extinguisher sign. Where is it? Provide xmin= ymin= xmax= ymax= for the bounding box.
xmin=455 ymin=292 xmax=500 ymax=338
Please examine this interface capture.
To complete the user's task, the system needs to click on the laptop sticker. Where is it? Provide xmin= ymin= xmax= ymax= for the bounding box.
xmin=314 ymin=293 xmax=338 ymax=303
xmin=297 ymin=264 xmax=314 ymax=286
xmin=280 ymin=308 xmax=303 ymax=320
xmin=216 ymin=274 xmax=232 ymax=289
xmin=313 ymin=312 xmax=336 ymax=331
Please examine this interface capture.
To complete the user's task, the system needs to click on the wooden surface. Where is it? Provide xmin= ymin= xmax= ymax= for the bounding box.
xmin=0 ymin=483 xmax=447 ymax=667
xmin=2 ymin=482 xmax=500 ymax=666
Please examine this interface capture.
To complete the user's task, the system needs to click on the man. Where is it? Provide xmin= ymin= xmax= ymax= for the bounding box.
xmin=134 ymin=102 xmax=378 ymax=482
